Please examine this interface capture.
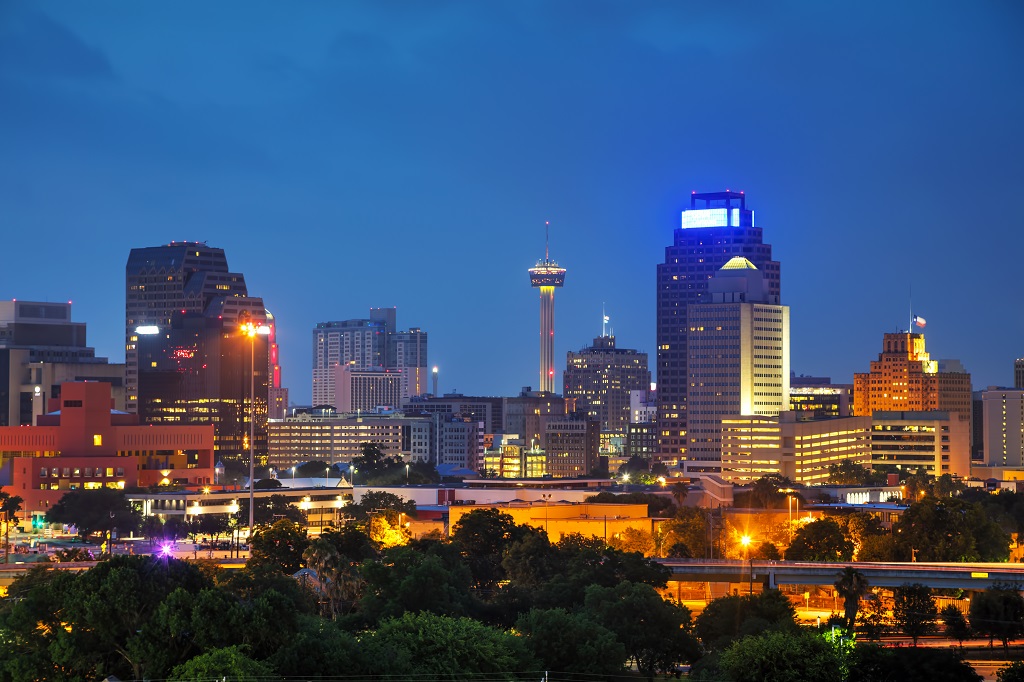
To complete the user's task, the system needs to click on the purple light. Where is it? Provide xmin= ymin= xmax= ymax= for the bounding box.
xmin=159 ymin=543 xmax=174 ymax=557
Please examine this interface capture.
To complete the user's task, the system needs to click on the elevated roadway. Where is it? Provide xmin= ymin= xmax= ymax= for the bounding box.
xmin=658 ymin=559 xmax=1024 ymax=590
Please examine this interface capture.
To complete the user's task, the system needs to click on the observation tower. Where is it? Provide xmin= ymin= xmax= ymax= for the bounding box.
xmin=528 ymin=223 xmax=567 ymax=393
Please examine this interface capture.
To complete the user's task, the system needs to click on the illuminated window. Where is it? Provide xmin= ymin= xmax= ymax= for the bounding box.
xmin=93 ymin=434 xmax=103 ymax=446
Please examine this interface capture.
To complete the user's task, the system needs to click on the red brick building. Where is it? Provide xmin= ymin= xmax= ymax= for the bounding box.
xmin=0 ymin=382 xmax=215 ymax=525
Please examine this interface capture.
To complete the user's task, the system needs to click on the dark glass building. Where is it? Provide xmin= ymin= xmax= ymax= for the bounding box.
xmin=655 ymin=191 xmax=780 ymax=465
xmin=563 ymin=335 xmax=650 ymax=435
xmin=127 ymin=243 xmax=270 ymax=463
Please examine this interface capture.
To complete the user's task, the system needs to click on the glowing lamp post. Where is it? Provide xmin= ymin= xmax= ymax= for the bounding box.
xmin=740 ymin=535 xmax=753 ymax=595
xmin=240 ymin=316 xmax=271 ymax=533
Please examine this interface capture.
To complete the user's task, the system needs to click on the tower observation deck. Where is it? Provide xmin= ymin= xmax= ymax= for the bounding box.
xmin=528 ymin=223 xmax=566 ymax=393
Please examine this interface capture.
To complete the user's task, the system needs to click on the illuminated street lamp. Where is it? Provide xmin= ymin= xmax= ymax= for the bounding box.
xmin=740 ymin=535 xmax=753 ymax=595
xmin=240 ymin=314 xmax=270 ymax=533
xmin=405 ymin=463 xmax=410 ymax=484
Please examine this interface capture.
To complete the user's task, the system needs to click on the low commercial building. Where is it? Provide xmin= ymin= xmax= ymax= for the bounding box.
xmin=267 ymin=410 xmax=431 ymax=468
xmin=0 ymin=381 xmax=215 ymax=525
xmin=720 ymin=413 xmax=871 ymax=484
xmin=869 ymin=410 xmax=971 ymax=477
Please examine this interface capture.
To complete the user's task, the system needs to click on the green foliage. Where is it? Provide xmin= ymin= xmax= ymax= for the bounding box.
xmin=45 ymin=488 xmax=141 ymax=540
xmin=717 ymin=630 xmax=844 ymax=682
xmin=516 ymin=608 xmax=626 ymax=680
xmin=834 ymin=567 xmax=870 ymax=631
xmin=828 ymin=460 xmax=888 ymax=486
xmin=451 ymin=508 xmax=532 ymax=590
xmin=267 ymin=615 xmax=361 ymax=678
xmin=786 ymin=518 xmax=853 ymax=561
xmin=235 ymin=494 xmax=307 ymax=528
xmin=660 ymin=506 xmax=710 ymax=559
xmin=359 ymin=543 xmax=474 ymax=625
xmin=969 ymin=582 xmax=1024 ymax=652
xmin=941 ymin=604 xmax=972 ymax=648
xmin=694 ymin=589 xmax=798 ymax=652
xmin=348 ymin=490 xmax=417 ymax=523
xmin=608 ymin=526 xmax=655 ymax=556
xmin=351 ymin=443 xmax=406 ymax=485
xmin=998 ymin=661 xmax=1024 ymax=682
xmin=753 ymin=541 xmax=781 ymax=560
xmin=360 ymin=611 xmax=535 ymax=680
xmin=168 ymin=645 xmax=279 ymax=681
xmin=894 ymin=496 xmax=1010 ymax=562
xmin=893 ymin=583 xmax=937 ymax=644
xmin=253 ymin=478 xmax=283 ymax=489
xmin=858 ymin=533 xmax=898 ymax=561
xmin=584 ymin=581 xmax=699 ymax=681
xmin=749 ymin=474 xmax=793 ymax=509
xmin=247 ymin=519 xmax=309 ymax=574
xmin=848 ymin=644 xmax=982 ymax=682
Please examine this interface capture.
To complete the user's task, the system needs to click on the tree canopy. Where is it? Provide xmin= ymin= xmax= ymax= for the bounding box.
xmin=45 ymin=488 xmax=141 ymax=541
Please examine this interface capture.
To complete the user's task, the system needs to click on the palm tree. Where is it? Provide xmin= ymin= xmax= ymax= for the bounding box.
xmin=834 ymin=567 xmax=871 ymax=631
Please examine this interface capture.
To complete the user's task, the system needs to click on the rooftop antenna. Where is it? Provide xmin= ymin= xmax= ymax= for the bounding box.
xmin=545 ymin=221 xmax=550 ymax=262
xmin=602 ymin=304 xmax=609 ymax=337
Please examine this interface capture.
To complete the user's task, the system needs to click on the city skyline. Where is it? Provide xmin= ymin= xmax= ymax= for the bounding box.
xmin=3 ymin=2 xmax=1023 ymax=404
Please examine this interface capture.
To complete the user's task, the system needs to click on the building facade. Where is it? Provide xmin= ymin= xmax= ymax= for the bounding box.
xmin=0 ymin=382 xmax=215 ymax=525
xmin=0 ymin=300 xmax=125 ymax=426
xmin=869 ymin=410 xmax=971 ymax=477
xmin=563 ymin=335 xmax=650 ymax=435
xmin=656 ymin=191 xmax=781 ymax=464
xmin=1016 ymin=359 xmax=1024 ymax=390
xmin=684 ymin=257 xmax=790 ymax=475
xmin=720 ymin=413 xmax=872 ymax=484
xmin=789 ymin=376 xmax=852 ymax=420
xmin=980 ymin=388 xmax=1024 ymax=468
xmin=267 ymin=410 xmax=431 ymax=469
xmin=334 ymin=364 xmax=404 ymax=413
xmin=543 ymin=416 xmax=601 ymax=478
xmin=401 ymin=394 xmax=504 ymax=434
xmin=312 ymin=309 xmax=427 ymax=407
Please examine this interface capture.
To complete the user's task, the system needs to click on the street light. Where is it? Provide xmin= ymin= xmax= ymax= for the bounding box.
xmin=326 ymin=465 xmax=331 ymax=489
xmin=740 ymin=535 xmax=753 ymax=595
xmin=405 ymin=463 xmax=410 ymax=484
xmin=240 ymin=315 xmax=270 ymax=533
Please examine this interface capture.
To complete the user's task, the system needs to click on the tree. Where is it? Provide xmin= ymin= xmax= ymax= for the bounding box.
xmin=235 ymin=494 xmax=306 ymax=528
xmin=694 ymin=589 xmax=798 ymax=653
xmin=45 ymin=487 xmax=141 ymax=542
xmin=359 ymin=544 xmax=473 ymax=625
xmin=1 ymin=489 xmax=23 ymax=564
xmin=253 ymin=478 xmax=283 ymax=489
xmin=858 ymin=533 xmax=898 ymax=562
xmin=998 ymin=661 xmax=1024 ymax=682
xmin=450 ymin=507 xmax=531 ymax=590
xmin=247 ymin=519 xmax=310 ymax=574
xmin=351 ymin=442 xmax=404 ymax=484
xmin=753 ymin=541 xmax=781 ymax=560
xmin=849 ymin=644 xmax=982 ymax=682
xmin=361 ymin=612 xmax=535 ymax=680
xmin=585 ymin=490 xmax=677 ymax=518
xmin=348 ymin=490 xmax=417 ymax=524
xmin=893 ymin=583 xmax=937 ymax=645
xmin=894 ymin=497 xmax=1011 ymax=562
xmin=749 ymin=474 xmax=791 ymax=509
xmin=941 ymin=604 xmax=972 ymax=649
xmin=618 ymin=455 xmax=650 ymax=478
xmin=969 ymin=582 xmax=1024 ymax=653
xmin=786 ymin=518 xmax=853 ymax=561
xmin=834 ymin=567 xmax=870 ymax=631
xmin=609 ymin=527 xmax=655 ymax=556
xmin=168 ymin=645 xmax=279 ymax=681
xmin=517 ymin=608 xmax=626 ymax=680
xmin=660 ymin=506 xmax=710 ymax=559
xmin=828 ymin=460 xmax=887 ymax=485
xmin=717 ymin=630 xmax=844 ymax=682
xmin=583 ymin=581 xmax=699 ymax=682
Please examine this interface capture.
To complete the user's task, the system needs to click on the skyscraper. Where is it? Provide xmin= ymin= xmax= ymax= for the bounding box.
xmin=563 ymin=332 xmax=650 ymax=435
xmin=528 ymin=225 xmax=566 ymax=393
xmin=656 ymin=191 xmax=780 ymax=464
xmin=685 ymin=257 xmax=789 ymax=474
xmin=1015 ymin=358 xmax=1024 ymax=389
xmin=126 ymin=242 xmax=271 ymax=462
xmin=311 ymin=308 xmax=427 ymax=407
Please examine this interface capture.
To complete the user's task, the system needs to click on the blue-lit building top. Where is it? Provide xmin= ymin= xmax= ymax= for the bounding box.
xmin=679 ymin=191 xmax=754 ymax=230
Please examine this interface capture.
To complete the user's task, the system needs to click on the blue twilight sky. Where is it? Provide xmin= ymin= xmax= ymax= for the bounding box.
xmin=2 ymin=1 xmax=1023 ymax=404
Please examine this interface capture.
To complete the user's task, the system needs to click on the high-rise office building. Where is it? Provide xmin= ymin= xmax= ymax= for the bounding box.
xmin=684 ymin=257 xmax=789 ymax=475
xmin=852 ymin=333 xmax=972 ymax=422
xmin=0 ymin=300 xmax=125 ymax=425
xmin=528 ymin=226 xmax=567 ymax=393
xmin=312 ymin=308 xmax=427 ymax=407
xmin=656 ymin=191 xmax=780 ymax=464
xmin=127 ymin=243 xmax=272 ymax=462
xmin=980 ymin=387 xmax=1024 ymax=468
xmin=563 ymin=334 xmax=650 ymax=435
xmin=1015 ymin=359 xmax=1024 ymax=389
xmin=334 ymin=364 xmax=404 ymax=413
xmin=266 ymin=311 xmax=289 ymax=420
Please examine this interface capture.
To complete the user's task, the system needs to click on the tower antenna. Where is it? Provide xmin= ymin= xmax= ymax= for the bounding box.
xmin=545 ymin=221 xmax=550 ymax=261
